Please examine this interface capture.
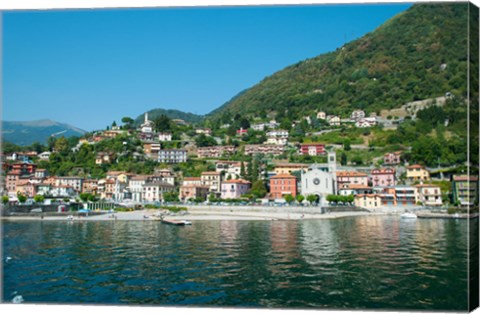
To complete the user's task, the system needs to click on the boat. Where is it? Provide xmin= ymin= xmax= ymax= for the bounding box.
xmin=66 ymin=215 xmax=74 ymax=220
xmin=161 ymin=219 xmax=191 ymax=226
xmin=401 ymin=212 xmax=417 ymax=219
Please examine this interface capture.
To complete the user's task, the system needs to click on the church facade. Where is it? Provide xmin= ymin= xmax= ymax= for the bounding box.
xmin=300 ymin=152 xmax=336 ymax=205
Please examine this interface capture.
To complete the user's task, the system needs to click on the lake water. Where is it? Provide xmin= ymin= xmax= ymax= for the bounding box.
xmin=2 ymin=216 xmax=476 ymax=310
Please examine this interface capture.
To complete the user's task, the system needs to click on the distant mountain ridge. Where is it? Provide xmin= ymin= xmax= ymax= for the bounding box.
xmin=2 ymin=119 xmax=87 ymax=146
xmin=134 ymin=108 xmax=203 ymax=125
xmin=207 ymin=3 xmax=474 ymax=121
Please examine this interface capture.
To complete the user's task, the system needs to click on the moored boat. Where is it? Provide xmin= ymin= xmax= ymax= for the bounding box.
xmin=401 ymin=212 xmax=417 ymax=219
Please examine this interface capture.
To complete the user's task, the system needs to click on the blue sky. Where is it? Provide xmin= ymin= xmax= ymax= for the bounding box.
xmin=2 ymin=3 xmax=412 ymax=131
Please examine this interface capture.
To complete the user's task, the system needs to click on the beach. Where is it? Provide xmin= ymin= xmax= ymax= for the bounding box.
xmin=1 ymin=206 xmax=380 ymax=221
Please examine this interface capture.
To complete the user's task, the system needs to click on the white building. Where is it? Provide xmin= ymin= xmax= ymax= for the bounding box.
xmin=158 ymin=132 xmax=172 ymax=142
xmin=158 ymin=149 xmax=187 ymax=163
xmin=326 ymin=115 xmax=341 ymax=126
xmin=355 ymin=117 xmax=377 ymax=128
xmin=140 ymin=113 xmax=154 ymax=133
xmin=300 ymin=152 xmax=336 ymax=205
xmin=351 ymin=110 xmax=366 ymax=121
xmin=39 ymin=151 xmax=52 ymax=161
xmin=142 ymin=182 xmax=175 ymax=202
xmin=316 ymin=111 xmax=326 ymax=120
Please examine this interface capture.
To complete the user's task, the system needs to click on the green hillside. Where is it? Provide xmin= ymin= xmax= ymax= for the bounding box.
xmin=134 ymin=108 xmax=203 ymax=125
xmin=208 ymin=3 xmax=471 ymax=121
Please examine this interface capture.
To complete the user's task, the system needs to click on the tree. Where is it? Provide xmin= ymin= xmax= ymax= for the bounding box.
xmin=2 ymin=196 xmax=9 ymax=204
xmin=195 ymin=134 xmax=217 ymax=147
xmin=284 ymin=194 xmax=295 ymax=203
xmin=240 ymin=161 xmax=246 ymax=179
xmin=341 ymin=152 xmax=347 ymax=166
xmin=153 ymin=114 xmax=171 ymax=132
xmin=307 ymin=194 xmax=318 ymax=204
xmin=163 ymin=191 xmax=179 ymax=202
xmin=251 ymin=180 xmax=267 ymax=198
xmin=17 ymin=193 xmax=27 ymax=204
xmin=343 ymin=139 xmax=351 ymax=151
xmin=112 ymin=121 xmax=117 ymax=127
xmin=326 ymin=194 xmax=338 ymax=204
xmin=296 ymin=194 xmax=305 ymax=203
xmin=34 ymin=194 xmax=45 ymax=203
xmin=80 ymin=193 xmax=92 ymax=203
xmin=121 ymin=117 xmax=134 ymax=129
xmin=54 ymin=136 xmax=69 ymax=155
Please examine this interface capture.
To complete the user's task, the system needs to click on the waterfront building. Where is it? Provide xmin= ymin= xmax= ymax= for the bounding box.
xmin=269 ymin=173 xmax=297 ymax=199
xmin=393 ymin=186 xmax=417 ymax=206
xmin=9 ymin=162 xmax=37 ymax=175
xmin=82 ymin=179 xmax=98 ymax=194
xmin=406 ymin=164 xmax=430 ymax=182
xmin=414 ymin=184 xmax=443 ymax=206
xmin=128 ymin=175 xmax=149 ymax=202
xmin=338 ymin=183 xmax=372 ymax=196
xmin=354 ymin=194 xmax=381 ymax=209
xmin=336 ymin=170 xmax=369 ymax=191
xmin=384 ymin=151 xmax=402 ymax=165
xmin=158 ymin=149 xmax=187 ymax=164
xmin=15 ymin=181 xmax=36 ymax=198
xmin=142 ymin=182 xmax=175 ymax=202
xmin=55 ymin=176 xmax=83 ymax=193
xmin=179 ymin=185 xmax=210 ymax=202
xmin=301 ymin=162 xmax=336 ymax=205
xmin=370 ymin=168 xmax=396 ymax=187
xmin=201 ymin=172 xmax=222 ymax=195
xmin=50 ymin=185 xmax=75 ymax=198
xmin=221 ymin=179 xmax=251 ymax=199
xmin=451 ymin=175 xmax=479 ymax=207
xmin=299 ymin=143 xmax=326 ymax=156
xmin=182 ymin=177 xmax=202 ymax=186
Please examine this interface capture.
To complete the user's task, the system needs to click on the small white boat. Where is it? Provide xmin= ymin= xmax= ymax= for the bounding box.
xmin=66 ymin=215 xmax=74 ymax=220
xmin=181 ymin=220 xmax=192 ymax=225
xmin=401 ymin=212 xmax=417 ymax=219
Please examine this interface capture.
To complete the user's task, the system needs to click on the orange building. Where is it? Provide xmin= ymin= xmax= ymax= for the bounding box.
xmin=269 ymin=173 xmax=297 ymax=199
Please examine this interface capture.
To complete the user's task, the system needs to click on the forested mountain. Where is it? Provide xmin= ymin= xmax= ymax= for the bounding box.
xmin=208 ymin=3 xmax=474 ymax=122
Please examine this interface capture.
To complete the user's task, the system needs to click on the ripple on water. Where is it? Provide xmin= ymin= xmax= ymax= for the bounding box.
xmin=1 ymin=218 xmax=471 ymax=311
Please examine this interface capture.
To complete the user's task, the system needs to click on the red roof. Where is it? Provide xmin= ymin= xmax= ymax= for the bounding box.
xmin=223 ymin=179 xmax=250 ymax=184
xmin=336 ymin=171 xmax=368 ymax=177
xmin=453 ymin=175 xmax=479 ymax=182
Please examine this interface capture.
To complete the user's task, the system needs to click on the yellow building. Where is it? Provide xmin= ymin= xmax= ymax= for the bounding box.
xmin=406 ymin=164 xmax=430 ymax=181
xmin=273 ymin=163 xmax=308 ymax=175
xmin=354 ymin=194 xmax=382 ymax=209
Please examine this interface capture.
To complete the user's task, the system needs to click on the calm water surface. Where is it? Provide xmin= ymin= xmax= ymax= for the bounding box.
xmin=2 ymin=216 xmax=474 ymax=310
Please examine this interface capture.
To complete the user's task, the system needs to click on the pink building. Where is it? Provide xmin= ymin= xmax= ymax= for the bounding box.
xmin=384 ymin=151 xmax=402 ymax=165
xmin=221 ymin=179 xmax=251 ymax=199
xmin=336 ymin=171 xmax=369 ymax=191
xmin=370 ymin=168 xmax=396 ymax=187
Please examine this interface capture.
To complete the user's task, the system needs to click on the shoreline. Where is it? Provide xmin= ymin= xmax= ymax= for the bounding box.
xmin=1 ymin=208 xmax=381 ymax=221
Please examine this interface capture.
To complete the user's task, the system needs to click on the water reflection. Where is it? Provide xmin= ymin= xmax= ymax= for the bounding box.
xmin=2 ymin=217 xmax=472 ymax=310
